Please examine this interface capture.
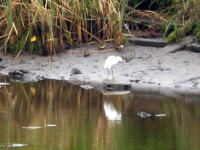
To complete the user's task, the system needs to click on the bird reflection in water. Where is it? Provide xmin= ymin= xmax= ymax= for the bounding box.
xmin=103 ymin=101 xmax=122 ymax=121
xmin=104 ymin=55 xmax=123 ymax=80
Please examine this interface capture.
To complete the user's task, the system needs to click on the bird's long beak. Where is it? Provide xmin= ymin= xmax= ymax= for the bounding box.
xmin=120 ymin=60 xmax=124 ymax=64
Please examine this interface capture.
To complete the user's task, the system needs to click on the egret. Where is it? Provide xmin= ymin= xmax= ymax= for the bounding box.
xmin=104 ymin=55 xmax=123 ymax=80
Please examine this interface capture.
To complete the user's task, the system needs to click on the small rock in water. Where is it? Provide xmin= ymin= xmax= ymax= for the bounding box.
xmin=70 ymin=68 xmax=82 ymax=76
xmin=8 ymin=70 xmax=29 ymax=80
xmin=80 ymin=84 xmax=94 ymax=90
xmin=155 ymin=114 xmax=167 ymax=117
xmin=7 ymin=143 xmax=28 ymax=147
xmin=137 ymin=112 xmax=152 ymax=118
xmin=22 ymin=126 xmax=42 ymax=129
xmin=0 ymin=143 xmax=28 ymax=148
xmin=47 ymin=124 xmax=56 ymax=127
xmin=137 ymin=112 xmax=167 ymax=118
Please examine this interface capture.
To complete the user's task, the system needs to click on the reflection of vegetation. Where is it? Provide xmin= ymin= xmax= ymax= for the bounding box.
xmin=1 ymin=80 xmax=200 ymax=149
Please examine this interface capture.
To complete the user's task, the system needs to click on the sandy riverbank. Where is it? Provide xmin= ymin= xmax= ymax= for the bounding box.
xmin=0 ymin=42 xmax=200 ymax=96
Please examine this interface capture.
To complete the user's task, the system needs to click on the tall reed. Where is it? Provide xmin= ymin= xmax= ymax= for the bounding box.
xmin=0 ymin=0 xmax=128 ymax=55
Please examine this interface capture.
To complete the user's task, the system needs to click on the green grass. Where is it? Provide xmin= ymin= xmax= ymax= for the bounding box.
xmin=164 ymin=0 xmax=200 ymax=42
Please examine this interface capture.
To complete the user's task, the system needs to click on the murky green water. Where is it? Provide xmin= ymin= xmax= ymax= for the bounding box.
xmin=0 ymin=77 xmax=200 ymax=150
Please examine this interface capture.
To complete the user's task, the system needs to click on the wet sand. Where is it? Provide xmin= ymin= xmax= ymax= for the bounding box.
xmin=0 ymin=42 xmax=200 ymax=96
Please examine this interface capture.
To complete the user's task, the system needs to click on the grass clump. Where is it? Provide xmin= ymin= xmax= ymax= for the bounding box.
xmin=164 ymin=0 xmax=200 ymax=43
xmin=0 ymin=0 xmax=200 ymax=56
xmin=0 ymin=0 xmax=128 ymax=55
xmin=126 ymin=0 xmax=200 ymax=43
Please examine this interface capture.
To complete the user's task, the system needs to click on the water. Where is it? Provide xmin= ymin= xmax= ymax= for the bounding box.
xmin=0 ymin=77 xmax=200 ymax=150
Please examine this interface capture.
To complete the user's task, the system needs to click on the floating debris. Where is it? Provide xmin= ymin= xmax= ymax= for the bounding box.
xmin=0 ymin=82 xmax=9 ymax=88
xmin=8 ymin=143 xmax=28 ymax=147
xmin=137 ymin=112 xmax=167 ymax=118
xmin=0 ymin=82 xmax=9 ymax=86
xmin=101 ymin=90 xmax=130 ymax=95
xmin=22 ymin=126 xmax=42 ymax=129
xmin=0 ymin=143 xmax=28 ymax=148
xmin=137 ymin=112 xmax=152 ymax=118
xmin=47 ymin=124 xmax=56 ymax=127
xmin=155 ymin=114 xmax=167 ymax=117
xmin=80 ymin=84 xmax=94 ymax=90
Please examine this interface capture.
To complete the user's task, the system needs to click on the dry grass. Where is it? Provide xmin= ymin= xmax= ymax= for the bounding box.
xmin=0 ymin=0 xmax=128 ymax=55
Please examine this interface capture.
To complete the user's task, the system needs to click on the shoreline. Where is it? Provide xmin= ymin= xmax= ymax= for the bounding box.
xmin=0 ymin=41 xmax=200 ymax=97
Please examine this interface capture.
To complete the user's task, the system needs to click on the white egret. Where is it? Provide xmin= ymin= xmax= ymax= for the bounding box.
xmin=103 ymin=102 xmax=122 ymax=121
xmin=104 ymin=55 xmax=123 ymax=80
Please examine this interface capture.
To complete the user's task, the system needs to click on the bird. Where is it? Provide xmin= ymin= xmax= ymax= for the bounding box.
xmin=104 ymin=55 xmax=123 ymax=80
xmin=103 ymin=102 xmax=122 ymax=121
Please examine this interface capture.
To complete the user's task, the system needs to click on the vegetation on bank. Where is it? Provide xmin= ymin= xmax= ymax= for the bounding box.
xmin=0 ymin=0 xmax=128 ymax=55
xmin=164 ymin=0 xmax=200 ymax=43
xmin=0 ymin=0 xmax=199 ymax=55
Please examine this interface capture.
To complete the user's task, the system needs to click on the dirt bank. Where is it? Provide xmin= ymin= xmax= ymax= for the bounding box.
xmin=0 ymin=41 xmax=200 ymax=96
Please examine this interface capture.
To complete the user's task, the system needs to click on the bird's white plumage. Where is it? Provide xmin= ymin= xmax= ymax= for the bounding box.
xmin=104 ymin=56 xmax=122 ymax=70
xmin=103 ymin=102 xmax=122 ymax=121
xmin=104 ymin=55 xmax=123 ymax=79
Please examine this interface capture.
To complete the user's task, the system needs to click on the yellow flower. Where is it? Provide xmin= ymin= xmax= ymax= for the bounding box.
xmin=30 ymin=87 xmax=36 ymax=95
xmin=30 ymin=36 xmax=37 ymax=42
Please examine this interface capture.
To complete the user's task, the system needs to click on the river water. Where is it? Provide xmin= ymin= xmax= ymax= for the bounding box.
xmin=0 ymin=77 xmax=200 ymax=150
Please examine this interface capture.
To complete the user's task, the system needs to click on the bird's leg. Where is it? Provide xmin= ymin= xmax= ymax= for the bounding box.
xmin=112 ymin=69 xmax=114 ymax=80
xmin=107 ymin=70 xmax=109 ymax=80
